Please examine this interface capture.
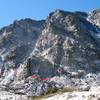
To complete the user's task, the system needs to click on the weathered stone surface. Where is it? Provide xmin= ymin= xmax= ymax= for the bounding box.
xmin=0 ymin=91 xmax=32 ymax=100
xmin=43 ymin=86 xmax=100 ymax=100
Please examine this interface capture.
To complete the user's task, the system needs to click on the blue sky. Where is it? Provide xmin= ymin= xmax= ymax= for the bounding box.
xmin=0 ymin=0 xmax=100 ymax=28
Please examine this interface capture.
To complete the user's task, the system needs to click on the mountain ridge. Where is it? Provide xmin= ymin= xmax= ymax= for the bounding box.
xmin=0 ymin=9 xmax=100 ymax=99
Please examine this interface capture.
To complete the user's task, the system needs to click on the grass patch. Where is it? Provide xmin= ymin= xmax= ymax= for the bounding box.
xmin=32 ymin=96 xmax=41 ymax=100
xmin=61 ymin=87 xmax=75 ymax=92
xmin=44 ymin=88 xmax=59 ymax=95
xmin=32 ymin=87 xmax=75 ymax=100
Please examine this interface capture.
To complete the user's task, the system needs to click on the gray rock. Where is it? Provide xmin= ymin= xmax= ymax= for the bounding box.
xmin=0 ymin=9 xmax=100 ymax=97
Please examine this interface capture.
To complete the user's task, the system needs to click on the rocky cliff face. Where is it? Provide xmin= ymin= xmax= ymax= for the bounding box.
xmin=0 ymin=9 xmax=100 ymax=98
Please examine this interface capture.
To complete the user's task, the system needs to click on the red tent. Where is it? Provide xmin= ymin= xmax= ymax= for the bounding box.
xmin=41 ymin=78 xmax=49 ymax=81
xmin=31 ymin=75 xmax=49 ymax=81
xmin=31 ymin=75 xmax=39 ymax=79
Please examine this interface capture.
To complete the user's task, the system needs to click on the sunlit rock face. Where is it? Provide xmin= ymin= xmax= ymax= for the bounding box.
xmin=88 ymin=9 xmax=100 ymax=27
xmin=0 ymin=9 xmax=100 ymax=97
xmin=32 ymin=9 xmax=100 ymax=75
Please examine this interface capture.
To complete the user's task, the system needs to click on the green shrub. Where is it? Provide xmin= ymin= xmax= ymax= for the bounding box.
xmin=61 ymin=87 xmax=75 ymax=92
xmin=32 ymin=88 xmax=59 ymax=100
xmin=44 ymin=88 xmax=59 ymax=95
xmin=32 ymin=96 xmax=41 ymax=100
